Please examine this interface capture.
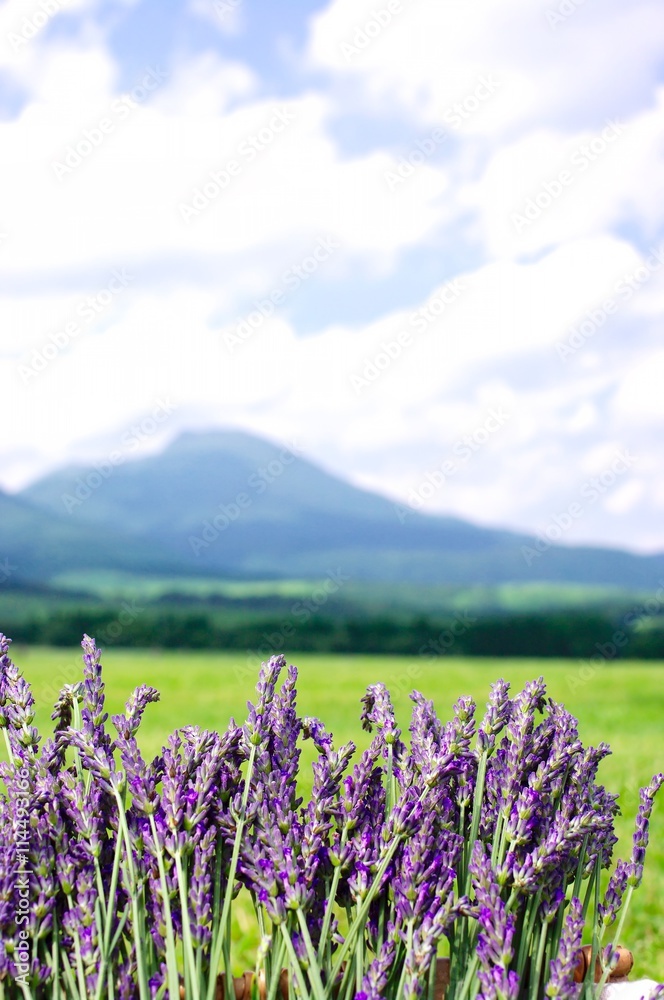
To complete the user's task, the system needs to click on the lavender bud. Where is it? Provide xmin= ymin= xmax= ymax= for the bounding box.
xmin=360 ymin=683 xmax=401 ymax=745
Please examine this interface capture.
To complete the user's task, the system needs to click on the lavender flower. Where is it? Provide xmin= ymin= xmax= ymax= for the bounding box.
xmin=477 ymin=964 xmax=520 ymax=1000
xmin=409 ymin=690 xmax=471 ymax=790
xmin=480 ymin=747 xmax=508 ymax=841
xmin=528 ymin=704 xmax=583 ymax=800
xmin=80 ymin=634 xmax=109 ymax=736
xmin=628 ymin=773 xmax=664 ymax=886
xmin=359 ymin=932 xmax=398 ymax=1000
xmin=448 ymin=695 xmax=477 ymax=757
xmin=402 ymin=891 xmax=470 ymax=1000
xmin=393 ymin=810 xmax=460 ymax=923
xmin=50 ymin=683 xmax=82 ymax=733
xmin=0 ymin=635 xmax=40 ymax=761
xmin=546 ymin=897 xmax=584 ymax=999
xmin=333 ymin=735 xmax=386 ymax=884
xmin=409 ymin=691 xmax=446 ymax=766
xmin=302 ymin=716 xmax=334 ymax=753
xmin=505 ymin=787 xmax=542 ymax=850
xmin=189 ymin=825 xmax=216 ymax=946
xmin=599 ymin=859 xmax=630 ymax=930
xmin=469 ymin=841 xmax=502 ymax=913
xmin=360 ymin=684 xmax=401 ymax=745
xmin=245 ymin=653 xmax=285 ymax=748
xmin=265 ymin=664 xmax=302 ymax=785
xmin=478 ymin=680 xmax=512 ymax=755
xmin=502 ymin=677 xmax=547 ymax=814
xmin=476 ymin=897 xmax=519 ymax=1000
xmin=113 ymin=684 xmax=160 ymax=740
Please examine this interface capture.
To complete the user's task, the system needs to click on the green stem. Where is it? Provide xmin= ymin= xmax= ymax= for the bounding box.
xmin=148 ymin=815 xmax=180 ymax=1000
xmin=386 ymin=744 xmax=394 ymax=817
xmin=395 ymin=921 xmax=415 ymax=1000
xmin=296 ymin=908 xmax=327 ymax=1000
xmin=2 ymin=729 xmax=15 ymax=768
xmin=490 ymin=812 xmax=505 ymax=867
xmin=355 ymin=901 xmax=364 ymax=994
xmin=493 ymin=810 xmax=510 ymax=871
xmin=327 ymin=836 xmax=403 ymax=998
xmin=206 ymin=743 xmax=258 ymax=1000
xmin=71 ymin=699 xmax=86 ymax=790
xmin=377 ymin=893 xmax=387 ymax=954
xmin=60 ymin=948 xmax=82 ymax=1000
xmin=92 ymin=895 xmax=109 ymax=1000
xmin=93 ymin=857 xmax=108 ymax=927
xmin=584 ymin=858 xmax=602 ymax=1000
xmin=255 ymin=900 xmax=271 ymax=984
xmin=454 ymin=953 xmax=480 ymax=1000
xmin=223 ymin=935 xmax=233 ymax=1000
xmin=341 ymin=961 xmax=360 ymax=1000
xmin=265 ymin=934 xmax=288 ymax=1000
xmin=113 ymin=792 xmax=149 ymax=1000
xmin=549 ymin=899 xmax=568 ymax=979
xmin=596 ymin=885 xmax=635 ymax=998
xmin=581 ymin=860 xmax=598 ymax=922
xmin=427 ymin=952 xmax=438 ymax=1000
xmin=108 ymin=905 xmax=130 ymax=955
xmin=516 ymin=891 xmax=542 ymax=979
xmin=279 ymin=922 xmax=311 ymax=1000
xmin=128 ymin=883 xmax=150 ymax=1000
xmin=99 ymin=826 xmax=125 ymax=983
xmin=175 ymin=850 xmax=200 ymax=1000
xmin=50 ymin=911 xmax=61 ymax=1000
xmin=464 ymin=753 xmax=488 ymax=888
xmin=69 ymin=907 xmax=89 ymax=1000
xmin=318 ymin=847 xmax=346 ymax=961
xmin=528 ymin=920 xmax=549 ymax=1000
xmin=458 ymin=801 xmax=467 ymax=889
xmin=572 ymin=837 xmax=590 ymax=903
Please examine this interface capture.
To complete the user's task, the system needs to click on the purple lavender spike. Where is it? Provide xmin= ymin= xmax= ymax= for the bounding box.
xmin=478 ymin=679 xmax=512 ymax=754
xmin=599 ymin=860 xmax=629 ymax=929
xmin=628 ymin=773 xmax=664 ymax=886
xmin=546 ymin=897 xmax=584 ymax=999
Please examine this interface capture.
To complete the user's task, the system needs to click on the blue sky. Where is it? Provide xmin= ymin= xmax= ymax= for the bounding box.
xmin=1 ymin=0 xmax=663 ymax=554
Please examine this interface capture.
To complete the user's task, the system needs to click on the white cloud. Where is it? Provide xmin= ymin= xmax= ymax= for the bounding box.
xmin=3 ymin=231 xmax=662 ymax=550
xmin=611 ymin=351 xmax=664 ymax=423
xmin=307 ymin=0 xmax=664 ymax=136
xmin=603 ymin=479 xmax=646 ymax=516
xmin=465 ymin=93 xmax=664 ymax=260
xmin=187 ymin=0 xmax=246 ymax=37
xmin=0 ymin=48 xmax=452 ymax=285
xmin=0 ymin=1 xmax=663 ymax=556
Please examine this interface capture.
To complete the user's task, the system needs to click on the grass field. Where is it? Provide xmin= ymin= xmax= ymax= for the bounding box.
xmin=5 ymin=645 xmax=664 ymax=980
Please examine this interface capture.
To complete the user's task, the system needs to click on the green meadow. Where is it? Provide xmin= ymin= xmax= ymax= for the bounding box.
xmin=6 ymin=646 xmax=664 ymax=980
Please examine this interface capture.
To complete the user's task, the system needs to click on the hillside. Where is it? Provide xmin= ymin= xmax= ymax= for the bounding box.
xmin=0 ymin=488 xmax=186 ymax=583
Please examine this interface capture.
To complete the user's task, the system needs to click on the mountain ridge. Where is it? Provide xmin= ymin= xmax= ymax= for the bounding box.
xmin=9 ymin=428 xmax=664 ymax=589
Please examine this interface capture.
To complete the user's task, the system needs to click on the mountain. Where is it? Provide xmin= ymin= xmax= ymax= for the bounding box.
xmin=0 ymin=488 xmax=187 ymax=584
xmin=16 ymin=430 xmax=664 ymax=588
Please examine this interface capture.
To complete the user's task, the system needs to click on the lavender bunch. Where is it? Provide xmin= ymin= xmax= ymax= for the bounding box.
xmin=0 ymin=634 xmax=662 ymax=1000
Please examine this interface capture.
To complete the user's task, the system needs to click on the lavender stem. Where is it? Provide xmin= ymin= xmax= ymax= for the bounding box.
xmin=207 ymin=741 xmax=258 ymax=1000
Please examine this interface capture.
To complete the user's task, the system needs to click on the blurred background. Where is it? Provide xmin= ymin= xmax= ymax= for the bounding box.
xmin=2 ymin=0 xmax=664 ymax=975
xmin=0 ymin=0 xmax=663 ymax=652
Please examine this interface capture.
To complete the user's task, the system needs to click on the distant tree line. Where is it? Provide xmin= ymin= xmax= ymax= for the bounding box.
xmin=6 ymin=608 xmax=664 ymax=659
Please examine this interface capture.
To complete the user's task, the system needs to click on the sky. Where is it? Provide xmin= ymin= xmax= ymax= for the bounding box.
xmin=0 ymin=0 xmax=663 ymax=554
